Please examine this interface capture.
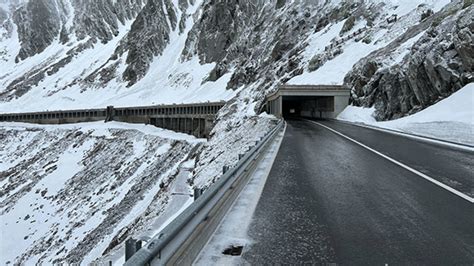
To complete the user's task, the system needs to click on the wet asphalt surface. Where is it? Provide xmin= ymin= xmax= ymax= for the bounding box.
xmin=242 ymin=119 xmax=474 ymax=265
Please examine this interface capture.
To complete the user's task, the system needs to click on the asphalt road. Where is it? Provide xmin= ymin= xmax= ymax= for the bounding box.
xmin=242 ymin=119 xmax=474 ymax=265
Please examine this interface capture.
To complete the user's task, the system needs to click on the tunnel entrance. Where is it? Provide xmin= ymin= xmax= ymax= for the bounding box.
xmin=263 ymin=84 xmax=351 ymax=119
xmin=282 ymin=96 xmax=334 ymax=119
xmin=265 ymin=85 xmax=351 ymax=119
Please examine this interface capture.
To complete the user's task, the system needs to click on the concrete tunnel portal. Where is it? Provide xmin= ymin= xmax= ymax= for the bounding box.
xmin=265 ymin=85 xmax=351 ymax=120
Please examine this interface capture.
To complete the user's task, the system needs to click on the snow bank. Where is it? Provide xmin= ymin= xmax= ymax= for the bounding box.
xmin=338 ymin=105 xmax=377 ymax=123
xmin=338 ymin=83 xmax=474 ymax=145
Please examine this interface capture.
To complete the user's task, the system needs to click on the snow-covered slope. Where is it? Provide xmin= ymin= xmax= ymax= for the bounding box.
xmin=0 ymin=0 xmax=237 ymax=112
xmin=338 ymin=83 xmax=474 ymax=145
xmin=1 ymin=0 xmax=469 ymax=116
xmin=0 ymin=122 xmax=202 ymax=264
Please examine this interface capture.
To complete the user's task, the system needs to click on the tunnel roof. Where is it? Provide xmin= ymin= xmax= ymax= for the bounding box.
xmin=266 ymin=84 xmax=351 ymax=102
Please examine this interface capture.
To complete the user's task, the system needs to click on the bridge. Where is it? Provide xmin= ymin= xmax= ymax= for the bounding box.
xmin=0 ymin=102 xmax=225 ymax=138
xmin=265 ymin=84 xmax=351 ymax=119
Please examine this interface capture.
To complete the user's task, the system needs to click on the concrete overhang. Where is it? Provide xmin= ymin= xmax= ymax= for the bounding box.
xmin=266 ymin=84 xmax=351 ymax=102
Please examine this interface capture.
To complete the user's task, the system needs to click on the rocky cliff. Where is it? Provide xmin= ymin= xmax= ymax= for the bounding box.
xmin=345 ymin=1 xmax=473 ymax=120
xmin=2 ymin=0 xmax=470 ymax=121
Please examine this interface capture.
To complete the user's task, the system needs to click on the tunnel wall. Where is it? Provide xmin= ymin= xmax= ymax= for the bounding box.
xmin=298 ymin=95 xmax=349 ymax=119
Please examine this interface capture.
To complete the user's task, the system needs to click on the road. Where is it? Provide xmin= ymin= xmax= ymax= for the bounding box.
xmin=242 ymin=119 xmax=474 ymax=265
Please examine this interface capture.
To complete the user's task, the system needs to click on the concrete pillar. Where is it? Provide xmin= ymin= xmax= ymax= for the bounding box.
xmin=278 ymin=96 xmax=283 ymax=118
xmin=186 ymin=118 xmax=191 ymax=134
xmin=106 ymin=106 xmax=115 ymax=122
xmin=197 ymin=119 xmax=202 ymax=138
xmin=192 ymin=118 xmax=197 ymax=136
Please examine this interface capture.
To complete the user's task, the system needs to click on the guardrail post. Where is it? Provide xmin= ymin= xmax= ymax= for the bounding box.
xmin=239 ymin=154 xmax=244 ymax=160
xmin=194 ymin=188 xmax=203 ymax=201
xmin=125 ymin=238 xmax=141 ymax=261
xmin=223 ymin=165 xmax=229 ymax=174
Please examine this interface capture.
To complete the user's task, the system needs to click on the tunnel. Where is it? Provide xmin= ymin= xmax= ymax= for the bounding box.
xmin=282 ymin=96 xmax=335 ymax=119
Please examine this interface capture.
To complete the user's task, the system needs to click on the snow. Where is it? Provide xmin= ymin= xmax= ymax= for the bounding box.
xmin=288 ymin=0 xmax=451 ymax=86
xmin=0 ymin=120 xmax=201 ymax=264
xmin=390 ymin=31 xmax=425 ymax=65
xmin=0 ymin=137 xmax=96 ymax=264
xmin=0 ymin=0 xmax=236 ymax=113
xmin=386 ymin=0 xmax=451 ymax=16
xmin=97 ymin=158 xmax=196 ymax=265
xmin=0 ymin=121 xmax=204 ymax=143
xmin=290 ymin=41 xmax=380 ymax=85
xmin=194 ymin=123 xmax=286 ymax=265
xmin=80 ymin=153 xmax=186 ymax=265
xmin=338 ymin=105 xmax=377 ymax=124
xmin=338 ymin=83 xmax=474 ymax=145
xmin=299 ymin=20 xmax=346 ymax=64
xmin=0 ymin=0 xmax=463 ymax=263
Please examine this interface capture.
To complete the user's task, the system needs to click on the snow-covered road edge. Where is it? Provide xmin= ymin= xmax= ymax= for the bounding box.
xmin=194 ymin=122 xmax=286 ymax=265
xmin=334 ymin=120 xmax=474 ymax=151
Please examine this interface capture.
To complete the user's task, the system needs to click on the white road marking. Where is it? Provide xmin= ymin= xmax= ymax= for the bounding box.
xmin=336 ymin=120 xmax=474 ymax=152
xmin=307 ymin=120 xmax=474 ymax=204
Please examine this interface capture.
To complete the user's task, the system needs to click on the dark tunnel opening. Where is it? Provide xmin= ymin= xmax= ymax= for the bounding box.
xmin=282 ymin=96 xmax=335 ymax=119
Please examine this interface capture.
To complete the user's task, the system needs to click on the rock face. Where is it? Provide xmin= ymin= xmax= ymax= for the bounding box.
xmin=345 ymin=3 xmax=474 ymax=120
xmin=183 ymin=0 xmax=321 ymax=92
xmin=2 ymin=0 xmax=471 ymax=119
xmin=121 ymin=0 xmax=177 ymax=85
xmin=0 ymin=7 xmax=7 ymax=22
xmin=13 ymin=0 xmax=63 ymax=62
xmin=72 ymin=0 xmax=144 ymax=43
xmin=185 ymin=0 xmax=261 ymax=64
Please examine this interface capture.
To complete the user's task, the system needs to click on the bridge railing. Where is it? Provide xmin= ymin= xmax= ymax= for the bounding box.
xmin=124 ymin=119 xmax=284 ymax=265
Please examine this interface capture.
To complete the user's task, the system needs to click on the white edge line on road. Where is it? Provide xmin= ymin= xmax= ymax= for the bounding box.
xmin=335 ymin=120 xmax=474 ymax=152
xmin=308 ymin=120 xmax=474 ymax=204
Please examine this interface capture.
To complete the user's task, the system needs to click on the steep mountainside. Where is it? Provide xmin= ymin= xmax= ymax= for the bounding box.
xmin=1 ymin=0 xmax=471 ymax=117
xmin=346 ymin=2 xmax=473 ymax=120
xmin=0 ymin=122 xmax=202 ymax=264
xmin=1 ymin=0 xmax=472 ymax=264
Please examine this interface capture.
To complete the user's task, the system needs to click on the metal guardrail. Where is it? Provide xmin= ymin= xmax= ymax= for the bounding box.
xmin=125 ymin=119 xmax=284 ymax=265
